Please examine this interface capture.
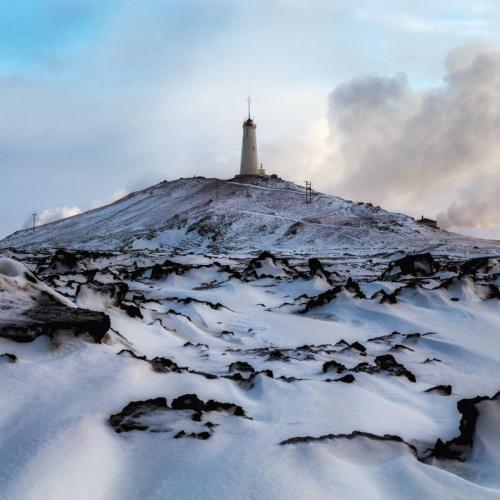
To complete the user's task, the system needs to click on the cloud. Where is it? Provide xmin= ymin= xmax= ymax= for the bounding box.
xmin=318 ymin=43 xmax=500 ymax=234
xmin=23 ymin=206 xmax=82 ymax=229
xmin=91 ymin=189 xmax=128 ymax=209
xmin=357 ymin=11 xmax=494 ymax=36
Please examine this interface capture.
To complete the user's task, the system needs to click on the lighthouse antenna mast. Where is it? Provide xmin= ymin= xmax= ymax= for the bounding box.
xmin=247 ymin=96 xmax=251 ymax=119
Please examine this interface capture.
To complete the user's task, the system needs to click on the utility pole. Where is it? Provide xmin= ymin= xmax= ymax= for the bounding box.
xmin=305 ymin=181 xmax=312 ymax=203
xmin=32 ymin=212 xmax=37 ymax=231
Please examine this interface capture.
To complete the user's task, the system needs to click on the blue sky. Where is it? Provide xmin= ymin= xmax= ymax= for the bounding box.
xmin=2 ymin=1 xmax=500 ymax=238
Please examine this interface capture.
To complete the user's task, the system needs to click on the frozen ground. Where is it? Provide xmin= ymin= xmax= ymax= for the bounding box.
xmin=2 ymin=176 xmax=500 ymax=257
xmin=0 ymin=248 xmax=500 ymax=499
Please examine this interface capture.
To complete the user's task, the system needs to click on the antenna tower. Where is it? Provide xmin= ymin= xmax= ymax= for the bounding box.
xmin=305 ymin=181 xmax=312 ymax=203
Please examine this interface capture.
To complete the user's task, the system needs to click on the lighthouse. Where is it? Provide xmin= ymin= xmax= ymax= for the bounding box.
xmin=239 ymin=98 xmax=265 ymax=177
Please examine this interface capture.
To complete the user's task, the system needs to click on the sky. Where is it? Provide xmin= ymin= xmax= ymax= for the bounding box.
xmin=2 ymin=0 xmax=500 ymax=239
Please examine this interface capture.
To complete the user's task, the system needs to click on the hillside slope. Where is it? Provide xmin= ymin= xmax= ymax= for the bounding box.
xmin=2 ymin=176 xmax=498 ymax=256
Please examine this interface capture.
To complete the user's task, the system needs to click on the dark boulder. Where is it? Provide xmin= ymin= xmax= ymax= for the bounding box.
xmin=375 ymin=355 xmax=416 ymax=382
xmin=171 ymin=394 xmax=205 ymax=412
xmin=229 ymin=361 xmax=255 ymax=373
xmin=0 ymin=353 xmax=17 ymax=363
xmin=322 ymin=360 xmax=346 ymax=374
xmin=382 ymin=253 xmax=439 ymax=280
xmin=0 ymin=304 xmax=110 ymax=343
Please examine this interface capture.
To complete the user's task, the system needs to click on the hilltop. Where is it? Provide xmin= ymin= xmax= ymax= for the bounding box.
xmin=1 ymin=176 xmax=498 ymax=256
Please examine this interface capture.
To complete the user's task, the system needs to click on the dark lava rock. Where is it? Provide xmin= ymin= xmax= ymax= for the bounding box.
xmin=244 ymin=251 xmax=298 ymax=279
xmin=389 ymin=344 xmax=415 ymax=352
xmin=461 ymin=257 xmax=500 ymax=277
xmin=382 ymin=253 xmax=439 ymax=280
xmin=117 ymin=350 xmax=182 ymax=373
xmin=189 ymin=370 xmax=218 ymax=380
xmin=353 ymin=355 xmax=416 ymax=383
xmin=109 ymin=397 xmax=168 ymax=433
xmin=344 ymin=278 xmax=366 ymax=298
xmin=303 ymin=279 xmax=364 ymax=312
xmin=0 ymin=353 xmax=17 ymax=363
xmin=425 ymin=385 xmax=452 ymax=396
xmin=368 ymin=331 xmax=403 ymax=343
xmin=110 ymin=393 xmax=248 ymax=436
xmin=171 ymin=394 xmax=205 ymax=412
xmin=196 ymin=431 xmax=211 ymax=440
xmin=302 ymin=286 xmax=341 ymax=312
xmin=485 ymin=284 xmax=500 ymax=300
xmin=183 ymin=341 xmax=209 ymax=349
xmin=308 ymin=258 xmax=333 ymax=284
xmin=150 ymin=357 xmax=181 ymax=373
xmin=374 ymin=355 xmax=416 ymax=382
xmin=150 ymin=259 xmax=191 ymax=280
xmin=334 ymin=374 xmax=355 ymax=383
xmin=205 ymin=400 xmax=246 ymax=417
xmin=322 ymin=360 xmax=346 ymax=374
xmin=48 ymin=249 xmax=79 ymax=271
xmin=280 ymin=431 xmax=419 ymax=458
xmin=175 ymin=297 xmax=227 ymax=310
xmin=175 ymin=430 xmax=211 ymax=440
xmin=430 ymin=391 xmax=500 ymax=460
xmin=117 ymin=349 xmax=147 ymax=361
xmin=422 ymin=357 xmax=442 ymax=364
xmin=267 ymin=349 xmax=289 ymax=361
xmin=0 ymin=304 xmax=110 ymax=343
xmin=229 ymin=361 xmax=255 ymax=373
xmin=371 ymin=289 xmax=399 ymax=304
xmin=335 ymin=339 xmax=350 ymax=348
xmin=349 ymin=341 xmax=367 ymax=353
xmin=120 ymin=303 xmax=143 ymax=318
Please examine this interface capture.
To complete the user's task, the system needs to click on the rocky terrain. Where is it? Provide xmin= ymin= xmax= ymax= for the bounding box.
xmin=2 ymin=176 xmax=499 ymax=257
xmin=0 ymin=245 xmax=500 ymax=499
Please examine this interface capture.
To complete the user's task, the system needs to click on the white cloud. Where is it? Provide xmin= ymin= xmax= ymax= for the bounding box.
xmin=23 ymin=206 xmax=82 ymax=229
xmin=315 ymin=44 xmax=500 ymax=236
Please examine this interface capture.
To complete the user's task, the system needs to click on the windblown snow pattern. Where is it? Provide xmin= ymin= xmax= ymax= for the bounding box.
xmin=0 ymin=247 xmax=499 ymax=499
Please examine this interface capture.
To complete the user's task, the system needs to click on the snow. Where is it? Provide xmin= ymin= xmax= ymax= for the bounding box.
xmin=2 ymin=176 xmax=500 ymax=257
xmin=1 ymin=178 xmax=500 ymax=498
xmin=0 ymin=257 xmax=31 ymax=278
xmin=0 ymin=258 xmax=75 ymax=324
xmin=0 ymin=247 xmax=499 ymax=499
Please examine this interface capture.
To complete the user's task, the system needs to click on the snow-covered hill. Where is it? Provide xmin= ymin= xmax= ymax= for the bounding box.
xmin=2 ymin=176 xmax=500 ymax=499
xmin=2 ymin=176 xmax=498 ymax=256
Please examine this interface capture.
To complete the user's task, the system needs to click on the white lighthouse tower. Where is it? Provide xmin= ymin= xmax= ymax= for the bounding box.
xmin=239 ymin=98 xmax=264 ymax=177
